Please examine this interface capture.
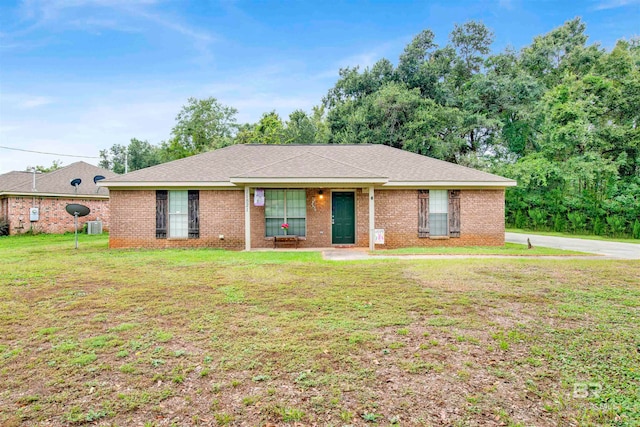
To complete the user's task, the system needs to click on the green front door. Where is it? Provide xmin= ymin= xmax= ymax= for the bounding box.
xmin=332 ymin=192 xmax=355 ymax=244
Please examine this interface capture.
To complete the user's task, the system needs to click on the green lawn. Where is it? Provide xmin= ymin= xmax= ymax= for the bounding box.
xmin=507 ymin=228 xmax=640 ymax=244
xmin=372 ymin=242 xmax=590 ymax=256
xmin=1 ymin=234 xmax=639 ymax=426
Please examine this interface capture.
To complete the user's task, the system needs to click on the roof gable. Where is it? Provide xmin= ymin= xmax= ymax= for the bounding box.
xmin=233 ymin=151 xmax=384 ymax=179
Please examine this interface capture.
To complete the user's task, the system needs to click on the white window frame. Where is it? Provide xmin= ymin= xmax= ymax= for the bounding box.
xmin=265 ymin=189 xmax=306 ymax=237
xmin=429 ymin=190 xmax=448 ymax=237
xmin=168 ymin=190 xmax=188 ymax=239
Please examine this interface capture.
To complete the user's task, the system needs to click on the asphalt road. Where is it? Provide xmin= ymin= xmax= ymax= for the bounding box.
xmin=505 ymin=232 xmax=640 ymax=260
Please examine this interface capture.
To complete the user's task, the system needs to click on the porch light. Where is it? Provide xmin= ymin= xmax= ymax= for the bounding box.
xmin=318 ymin=190 xmax=324 ymax=199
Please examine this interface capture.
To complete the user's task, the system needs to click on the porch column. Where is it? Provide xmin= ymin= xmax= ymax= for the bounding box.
xmin=369 ymin=186 xmax=375 ymax=251
xmin=244 ymin=186 xmax=251 ymax=251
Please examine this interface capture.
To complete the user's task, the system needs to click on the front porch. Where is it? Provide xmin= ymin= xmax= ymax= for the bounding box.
xmin=243 ymin=186 xmax=377 ymax=251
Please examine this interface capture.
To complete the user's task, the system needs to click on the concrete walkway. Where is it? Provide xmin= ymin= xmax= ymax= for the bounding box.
xmin=506 ymin=232 xmax=640 ymax=260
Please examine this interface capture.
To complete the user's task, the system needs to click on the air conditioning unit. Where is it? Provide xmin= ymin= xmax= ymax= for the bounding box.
xmin=86 ymin=221 xmax=103 ymax=235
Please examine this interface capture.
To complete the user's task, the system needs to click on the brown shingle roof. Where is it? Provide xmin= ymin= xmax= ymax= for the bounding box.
xmin=102 ymin=144 xmax=515 ymax=187
xmin=0 ymin=162 xmax=118 ymax=196
xmin=235 ymin=152 xmax=382 ymax=179
xmin=0 ymin=171 xmax=32 ymax=192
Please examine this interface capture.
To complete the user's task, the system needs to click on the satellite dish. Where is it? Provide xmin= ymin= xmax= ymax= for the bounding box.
xmin=65 ymin=204 xmax=90 ymax=250
xmin=70 ymin=178 xmax=82 ymax=187
xmin=65 ymin=204 xmax=90 ymax=217
xmin=93 ymin=175 xmax=105 ymax=184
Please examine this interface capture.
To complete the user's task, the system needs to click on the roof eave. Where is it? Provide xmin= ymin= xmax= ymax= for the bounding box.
xmin=230 ymin=177 xmax=389 ymax=185
xmin=0 ymin=191 xmax=110 ymax=198
xmin=98 ymin=181 xmax=237 ymax=188
xmin=383 ymin=180 xmax=517 ymax=188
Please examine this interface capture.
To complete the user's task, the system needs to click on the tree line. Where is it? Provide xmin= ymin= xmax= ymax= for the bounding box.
xmin=98 ymin=18 xmax=640 ymax=238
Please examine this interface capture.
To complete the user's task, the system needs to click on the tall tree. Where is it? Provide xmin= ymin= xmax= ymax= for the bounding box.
xmin=234 ymin=112 xmax=286 ymax=145
xmin=99 ymin=144 xmax=127 ymax=174
xmin=449 ymin=21 xmax=494 ymax=83
xmin=284 ymin=110 xmax=318 ymax=145
xmin=167 ymin=97 xmax=238 ymax=158
xmin=520 ymin=17 xmax=588 ymax=86
xmin=322 ymin=19 xmax=639 ymax=236
xmin=27 ymin=160 xmax=63 ymax=173
xmin=99 ymin=139 xmax=162 ymax=174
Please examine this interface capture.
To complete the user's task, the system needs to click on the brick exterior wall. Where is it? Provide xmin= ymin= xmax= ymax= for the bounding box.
xmin=108 ymin=189 xmax=246 ymax=249
xmin=250 ymin=188 xmax=376 ymax=248
xmin=372 ymin=189 xmax=505 ymax=248
xmin=356 ymin=189 xmax=370 ymax=247
xmin=108 ymin=188 xmax=505 ymax=249
xmin=250 ymin=188 xmax=334 ymax=248
xmin=1 ymin=195 xmax=110 ymax=235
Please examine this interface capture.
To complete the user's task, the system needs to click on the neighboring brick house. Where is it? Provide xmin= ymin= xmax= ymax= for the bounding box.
xmin=0 ymin=162 xmax=117 ymax=235
xmin=99 ymin=144 xmax=516 ymax=250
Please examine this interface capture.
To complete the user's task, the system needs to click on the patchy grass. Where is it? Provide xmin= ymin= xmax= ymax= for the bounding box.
xmin=0 ymin=234 xmax=638 ymax=426
xmin=373 ymin=242 xmax=590 ymax=255
xmin=507 ymin=228 xmax=640 ymax=244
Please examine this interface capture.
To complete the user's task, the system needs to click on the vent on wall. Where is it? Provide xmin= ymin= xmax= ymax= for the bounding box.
xmin=86 ymin=221 xmax=103 ymax=235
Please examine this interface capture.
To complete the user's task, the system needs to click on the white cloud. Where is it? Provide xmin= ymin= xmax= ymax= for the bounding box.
xmin=0 ymin=93 xmax=54 ymax=109
xmin=0 ymin=87 xmax=183 ymax=173
xmin=7 ymin=0 xmax=215 ymax=60
xmin=592 ymin=0 xmax=640 ymax=10
xmin=21 ymin=95 xmax=54 ymax=109
xmin=200 ymin=61 xmax=328 ymax=123
xmin=131 ymin=9 xmax=214 ymax=43
xmin=312 ymin=38 xmax=406 ymax=81
xmin=498 ymin=0 xmax=513 ymax=9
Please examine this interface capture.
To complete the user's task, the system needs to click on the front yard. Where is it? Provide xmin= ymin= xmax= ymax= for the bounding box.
xmin=0 ymin=234 xmax=638 ymax=426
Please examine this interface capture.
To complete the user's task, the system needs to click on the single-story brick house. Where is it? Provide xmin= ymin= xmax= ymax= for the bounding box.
xmin=100 ymin=144 xmax=516 ymax=250
xmin=0 ymin=162 xmax=117 ymax=235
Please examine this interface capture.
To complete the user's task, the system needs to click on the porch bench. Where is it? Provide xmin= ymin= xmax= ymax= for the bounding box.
xmin=273 ymin=235 xmax=299 ymax=249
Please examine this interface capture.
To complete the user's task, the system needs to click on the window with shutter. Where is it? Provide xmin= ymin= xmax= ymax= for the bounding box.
xmin=419 ymin=190 xmax=461 ymax=238
xmin=156 ymin=190 xmax=200 ymax=239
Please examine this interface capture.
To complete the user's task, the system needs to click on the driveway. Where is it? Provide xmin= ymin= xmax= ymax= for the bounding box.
xmin=506 ymin=232 xmax=640 ymax=260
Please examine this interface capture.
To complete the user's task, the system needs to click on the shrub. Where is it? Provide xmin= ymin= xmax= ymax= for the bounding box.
xmin=553 ymin=214 xmax=566 ymax=232
xmin=528 ymin=209 xmax=546 ymax=230
xmin=514 ymin=210 xmax=527 ymax=229
xmin=0 ymin=216 xmax=9 ymax=236
xmin=593 ymin=216 xmax=605 ymax=236
xmin=606 ymin=215 xmax=626 ymax=237
xmin=567 ymin=212 xmax=586 ymax=234
xmin=633 ymin=219 xmax=640 ymax=239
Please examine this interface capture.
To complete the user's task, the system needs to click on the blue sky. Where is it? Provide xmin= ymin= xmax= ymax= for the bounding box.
xmin=1 ymin=0 xmax=638 ymax=173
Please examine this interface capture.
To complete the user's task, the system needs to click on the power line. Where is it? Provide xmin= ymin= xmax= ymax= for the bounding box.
xmin=0 ymin=145 xmax=100 ymax=159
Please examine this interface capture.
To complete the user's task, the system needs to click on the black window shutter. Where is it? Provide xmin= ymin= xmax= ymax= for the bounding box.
xmin=188 ymin=190 xmax=199 ymax=239
xmin=418 ymin=190 xmax=429 ymax=238
xmin=156 ymin=190 xmax=167 ymax=239
xmin=449 ymin=190 xmax=461 ymax=238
